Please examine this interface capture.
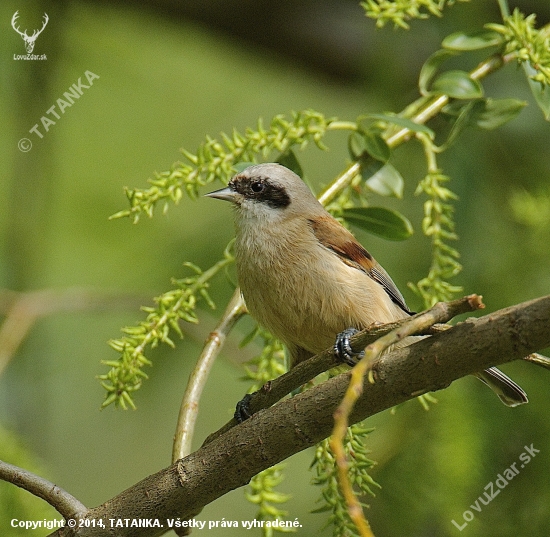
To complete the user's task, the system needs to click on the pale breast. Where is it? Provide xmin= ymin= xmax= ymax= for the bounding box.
xmin=236 ymin=228 xmax=408 ymax=357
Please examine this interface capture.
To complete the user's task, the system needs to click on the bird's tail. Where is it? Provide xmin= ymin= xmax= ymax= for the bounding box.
xmin=474 ymin=367 xmax=528 ymax=407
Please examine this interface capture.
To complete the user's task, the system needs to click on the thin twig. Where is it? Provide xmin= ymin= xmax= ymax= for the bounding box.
xmin=523 ymin=353 xmax=550 ymax=370
xmin=172 ymin=291 xmax=247 ymax=461
xmin=0 ymin=459 xmax=87 ymax=519
xmin=329 ymin=295 xmax=485 ymax=536
xmin=319 ymin=53 xmax=513 ymax=209
xmin=318 ymin=162 xmax=361 ymax=206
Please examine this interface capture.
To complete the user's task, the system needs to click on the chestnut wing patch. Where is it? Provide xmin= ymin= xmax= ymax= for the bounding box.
xmin=309 ymin=216 xmax=411 ymax=315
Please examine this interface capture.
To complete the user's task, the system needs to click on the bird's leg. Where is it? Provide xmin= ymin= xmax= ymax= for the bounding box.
xmin=234 ymin=392 xmax=254 ymax=423
xmin=334 ymin=327 xmax=365 ymax=366
xmin=235 ymin=329 xmax=366 ymax=422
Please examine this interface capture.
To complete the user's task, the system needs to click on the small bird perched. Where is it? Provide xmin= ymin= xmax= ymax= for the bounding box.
xmin=207 ymin=163 xmax=527 ymax=417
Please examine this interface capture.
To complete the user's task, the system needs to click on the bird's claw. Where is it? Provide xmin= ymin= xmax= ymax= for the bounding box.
xmin=334 ymin=327 xmax=365 ymax=366
xmin=234 ymin=393 xmax=254 ymax=423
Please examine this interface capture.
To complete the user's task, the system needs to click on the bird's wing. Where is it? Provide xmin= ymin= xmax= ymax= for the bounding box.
xmin=308 ymin=215 xmax=412 ymax=315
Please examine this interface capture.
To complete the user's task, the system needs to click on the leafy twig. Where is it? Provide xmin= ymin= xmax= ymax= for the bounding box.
xmin=100 ymin=249 xmax=233 ymax=409
xmin=245 ymin=465 xmax=296 ymax=537
xmin=411 ymin=132 xmax=462 ymax=306
xmin=111 ymin=111 xmax=335 ymax=223
xmin=362 ymin=0 xmax=469 ymax=29
xmin=311 ymin=425 xmax=379 ymax=537
xmin=487 ymin=9 xmax=550 ymax=87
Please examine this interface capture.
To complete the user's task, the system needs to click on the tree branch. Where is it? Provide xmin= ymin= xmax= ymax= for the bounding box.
xmin=203 ymin=294 xmax=484 ymax=446
xmin=0 ymin=460 xmax=87 ymax=519
xmin=47 ymin=294 xmax=550 ymax=537
xmin=329 ymin=296 xmax=485 ymax=536
xmin=172 ymin=291 xmax=247 ymax=461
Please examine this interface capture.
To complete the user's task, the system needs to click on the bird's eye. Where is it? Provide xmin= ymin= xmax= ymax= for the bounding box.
xmin=250 ymin=181 xmax=265 ymax=193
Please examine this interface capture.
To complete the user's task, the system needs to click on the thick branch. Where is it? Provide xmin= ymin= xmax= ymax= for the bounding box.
xmin=48 ymin=295 xmax=550 ymax=537
xmin=327 ymin=295 xmax=484 ymax=535
xmin=203 ymin=294 xmax=483 ymax=445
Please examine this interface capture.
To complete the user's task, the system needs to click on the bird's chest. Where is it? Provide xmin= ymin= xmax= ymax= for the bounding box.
xmin=234 ymin=228 xmax=355 ymax=352
xmin=235 ymin=232 xmax=315 ymax=316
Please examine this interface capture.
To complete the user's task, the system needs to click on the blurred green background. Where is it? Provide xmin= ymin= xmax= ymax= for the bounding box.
xmin=1 ymin=0 xmax=549 ymax=535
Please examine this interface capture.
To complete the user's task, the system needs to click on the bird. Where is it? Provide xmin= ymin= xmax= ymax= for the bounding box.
xmin=206 ymin=163 xmax=528 ymax=418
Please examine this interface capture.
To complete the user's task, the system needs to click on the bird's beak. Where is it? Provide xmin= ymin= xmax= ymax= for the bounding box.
xmin=205 ymin=186 xmax=236 ymax=202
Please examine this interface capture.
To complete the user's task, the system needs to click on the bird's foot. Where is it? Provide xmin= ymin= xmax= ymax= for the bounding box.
xmin=234 ymin=393 xmax=254 ymax=423
xmin=334 ymin=327 xmax=364 ymax=366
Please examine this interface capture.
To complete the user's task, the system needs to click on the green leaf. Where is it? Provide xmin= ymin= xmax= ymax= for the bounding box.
xmin=442 ymin=30 xmax=503 ymax=51
xmin=441 ymin=101 xmax=477 ymax=147
xmin=348 ymin=131 xmax=366 ymax=161
xmin=470 ymin=98 xmax=527 ymax=129
xmin=419 ymin=49 xmax=459 ymax=96
xmin=429 ymin=70 xmax=484 ymax=99
xmin=524 ymin=62 xmax=550 ymax=121
xmin=348 ymin=131 xmax=390 ymax=162
xmin=276 ymin=149 xmax=304 ymax=177
xmin=443 ymin=98 xmax=527 ymax=132
xmin=343 ymin=207 xmax=413 ymax=240
xmin=365 ymin=113 xmax=435 ymax=137
xmin=365 ymin=163 xmax=404 ymax=198
xmin=363 ymin=132 xmax=390 ymax=162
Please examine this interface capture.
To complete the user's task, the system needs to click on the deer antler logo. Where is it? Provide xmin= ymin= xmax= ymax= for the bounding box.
xmin=11 ymin=11 xmax=49 ymax=54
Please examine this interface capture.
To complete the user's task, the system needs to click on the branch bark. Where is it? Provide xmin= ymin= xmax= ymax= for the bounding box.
xmin=203 ymin=294 xmax=483 ymax=446
xmin=0 ymin=460 xmax=87 ymax=519
xmin=172 ymin=291 xmax=247 ymax=461
xmin=41 ymin=294 xmax=550 ymax=537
